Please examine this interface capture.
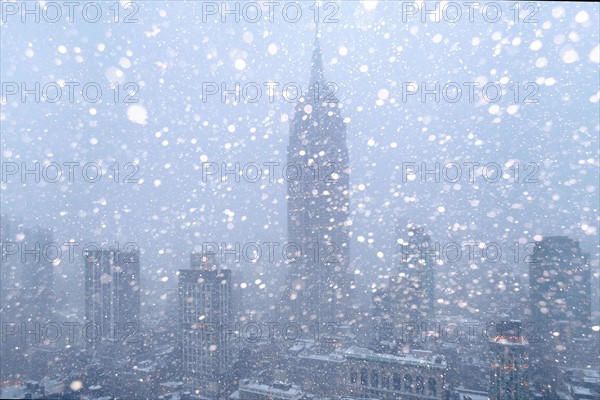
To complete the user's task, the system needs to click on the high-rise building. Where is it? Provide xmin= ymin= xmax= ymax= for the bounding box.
xmin=529 ymin=236 xmax=592 ymax=339
xmin=0 ymin=214 xmax=16 ymax=380
xmin=488 ymin=320 xmax=530 ymax=400
xmin=19 ymin=226 xmax=56 ymax=321
xmin=369 ymin=285 xmax=395 ymax=352
xmin=0 ymin=214 xmax=12 ymax=291
xmin=0 ymin=224 xmax=56 ymax=327
xmin=0 ymin=214 xmax=14 ymax=320
xmin=84 ymin=248 xmax=141 ymax=362
xmin=178 ymin=252 xmax=232 ymax=398
xmin=390 ymin=223 xmax=436 ymax=348
xmin=0 ymin=222 xmax=57 ymax=379
xmin=284 ymin=30 xmax=352 ymax=324
xmin=527 ymin=236 xmax=592 ymax=396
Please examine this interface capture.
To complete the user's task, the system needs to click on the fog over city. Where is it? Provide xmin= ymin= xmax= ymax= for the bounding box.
xmin=1 ymin=1 xmax=598 ymax=399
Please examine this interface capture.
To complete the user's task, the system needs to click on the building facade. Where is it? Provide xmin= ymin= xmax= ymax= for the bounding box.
xmin=343 ymin=346 xmax=446 ymax=399
xmin=1 ymin=221 xmax=56 ymax=379
xmin=179 ymin=252 xmax=232 ymax=398
xmin=19 ymin=226 xmax=56 ymax=322
xmin=284 ymin=32 xmax=352 ymax=325
xmin=528 ymin=236 xmax=592 ymax=396
xmin=488 ymin=320 xmax=530 ymax=400
xmin=84 ymin=248 xmax=141 ymax=362
xmin=390 ymin=224 xmax=436 ymax=349
xmin=529 ymin=236 xmax=592 ymax=340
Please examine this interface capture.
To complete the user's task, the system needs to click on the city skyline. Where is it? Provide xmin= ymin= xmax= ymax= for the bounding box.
xmin=1 ymin=2 xmax=599 ymax=399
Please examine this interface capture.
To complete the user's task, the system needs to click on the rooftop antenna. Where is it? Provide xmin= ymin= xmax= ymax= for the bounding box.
xmin=309 ymin=18 xmax=325 ymax=89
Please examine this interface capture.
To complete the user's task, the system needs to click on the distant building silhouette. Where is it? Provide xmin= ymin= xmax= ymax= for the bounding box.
xmin=529 ymin=236 xmax=592 ymax=339
xmin=84 ymin=248 xmax=141 ymax=363
xmin=0 ymin=220 xmax=56 ymax=379
xmin=527 ymin=236 xmax=592 ymax=396
xmin=390 ymin=223 xmax=436 ymax=349
xmin=369 ymin=285 xmax=395 ymax=352
xmin=283 ymin=29 xmax=352 ymax=325
xmin=178 ymin=252 xmax=232 ymax=398
xmin=19 ymin=226 xmax=56 ymax=321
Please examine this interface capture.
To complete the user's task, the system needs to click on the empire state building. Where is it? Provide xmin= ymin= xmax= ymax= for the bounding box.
xmin=283 ymin=31 xmax=352 ymax=324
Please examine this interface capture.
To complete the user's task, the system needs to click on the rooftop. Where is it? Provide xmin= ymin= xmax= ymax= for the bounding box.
xmin=236 ymin=381 xmax=304 ymax=400
xmin=341 ymin=346 xmax=447 ymax=369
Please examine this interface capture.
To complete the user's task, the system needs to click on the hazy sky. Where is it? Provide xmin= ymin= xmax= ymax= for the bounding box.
xmin=1 ymin=1 xmax=598 ymax=315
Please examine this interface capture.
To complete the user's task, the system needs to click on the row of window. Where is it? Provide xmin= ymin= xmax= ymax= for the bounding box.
xmin=349 ymin=368 xmax=437 ymax=396
xmin=180 ymin=283 xmax=230 ymax=324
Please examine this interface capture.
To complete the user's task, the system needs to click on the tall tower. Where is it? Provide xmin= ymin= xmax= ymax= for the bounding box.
xmin=528 ymin=236 xmax=592 ymax=342
xmin=390 ymin=223 xmax=436 ymax=348
xmin=488 ymin=320 xmax=530 ymax=400
xmin=0 ymin=214 xmax=12 ymax=293
xmin=1 ymin=223 xmax=59 ymax=379
xmin=284 ymin=28 xmax=352 ymax=325
xmin=0 ymin=214 xmax=16 ymax=319
xmin=527 ymin=236 xmax=591 ymax=395
xmin=178 ymin=252 xmax=232 ymax=398
xmin=369 ymin=285 xmax=395 ymax=352
xmin=84 ymin=248 xmax=141 ymax=362
xmin=0 ymin=214 xmax=9 ymax=380
xmin=19 ymin=226 xmax=56 ymax=322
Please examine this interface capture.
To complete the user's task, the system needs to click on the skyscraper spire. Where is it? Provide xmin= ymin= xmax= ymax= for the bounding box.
xmin=309 ymin=22 xmax=326 ymax=89
xmin=284 ymin=19 xmax=351 ymax=325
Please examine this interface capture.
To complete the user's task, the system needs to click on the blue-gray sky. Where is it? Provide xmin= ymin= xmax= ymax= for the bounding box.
xmin=1 ymin=1 xmax=598 ymax=318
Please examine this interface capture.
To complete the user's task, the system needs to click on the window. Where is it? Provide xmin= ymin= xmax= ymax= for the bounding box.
xmin=416 ymin=376 xmax=424 ymax=394
xmin=428 ymin=377 xmax=437 ymax=396
xmin=361 ymin=368 xmax=368 ymax=385
xmin=350 ymin=370 xmax=357 ymax=384
xmin=393 ymin=373 xmax=402 ymax=390
xmin=371 ymin=370 xmax=379 ymax=387
xmin=382 ymin=374 xmax=390 ymax=389
xmin=404 ymin=374 xmax=413 ymax=392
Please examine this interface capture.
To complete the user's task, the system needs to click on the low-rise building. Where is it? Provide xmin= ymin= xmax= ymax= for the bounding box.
xmin=342 ymin=346 xmax=446 ymax=399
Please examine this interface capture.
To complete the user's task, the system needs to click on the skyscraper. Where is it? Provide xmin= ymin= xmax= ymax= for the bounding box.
xmin=488 ymin=320 xmax=530 ymax=400
xmin=0 ymin=214 xmax=12 ymax=293
xmin=284 ymin=30 xmax=352 ymax=324
xmin=0 ymin=214 xmax=15 ymax=321
xmin=527 ymin=236 xmax=592 ymax=395
xmin=18 ymin=226 xmax=56 ymax=322
xmin=390 ymin=223 xmax=436 ymax=348
xmin=1 ymin=221 xmax=59 ymax=379
xmin=369 ymin=285 xmax=395 ymax=352
xmin=178 ymin=252 xmax=232 ymax=398
xmin=84 ymin=248 xmax=141 ymax=362
xmin=529 ymin=236 xmax=592 ymax=340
